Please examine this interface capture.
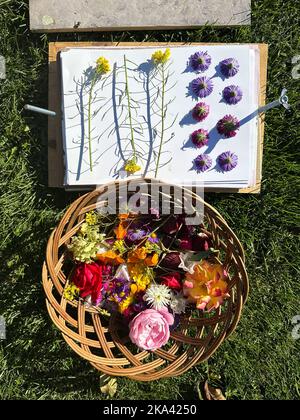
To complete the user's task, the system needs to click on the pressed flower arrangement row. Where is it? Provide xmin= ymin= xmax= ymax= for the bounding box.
xmin=64 ymin=210 xmax=230 ymax=352
xmin=187 ymin=51 xmax=242 ymax=174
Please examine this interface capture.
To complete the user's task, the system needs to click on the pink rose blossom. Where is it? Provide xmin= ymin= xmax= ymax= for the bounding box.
xmin=129 ymin=309 xmax=174 ymax=351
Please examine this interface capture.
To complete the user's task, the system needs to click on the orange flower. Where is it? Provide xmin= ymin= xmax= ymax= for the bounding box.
xmin=97 ymin=250 xmax=125 ymax=265
xmin=127 ymin=247 xmax=147 ymax=263
xmin=185 ymin=260 xmax=225 ymax=286
xmin=205 ymin=277 xmax=230 ymax=312
xmin=119 ymin=213 xmax=129 ymax=221
xmin=114 ymin=222 xmax=127 ymax=240
xmin=183 ymin=260 xmax=229 ymax=312
xmin=130 ymin=283 xmax=145 ymax=294
xmin=145 ymin=253 xmax=159 ymax=267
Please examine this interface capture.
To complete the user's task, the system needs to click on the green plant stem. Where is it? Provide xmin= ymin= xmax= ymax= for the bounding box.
xmin=155 ymin=65 xmax=166 ymax=178
xmin=124 ymin=55 xmax=136 ymax=161
xmin=88 ymin=75 xmax=97 ymax=172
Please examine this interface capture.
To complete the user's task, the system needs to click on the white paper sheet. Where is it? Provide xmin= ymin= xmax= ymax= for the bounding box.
xmin=60 ymin=45 xmax=260 ymax=188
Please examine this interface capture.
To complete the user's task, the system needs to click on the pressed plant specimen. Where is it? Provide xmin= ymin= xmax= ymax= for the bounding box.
xmin=87 ymin=57 xmax=111 ymax=172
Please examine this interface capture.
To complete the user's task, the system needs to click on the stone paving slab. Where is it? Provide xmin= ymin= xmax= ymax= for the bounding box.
xmin=30 ymin=0 xmax=251 ymax=32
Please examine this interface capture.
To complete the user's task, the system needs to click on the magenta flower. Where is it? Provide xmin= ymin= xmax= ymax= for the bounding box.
xmin=189 ymin=51 xmax=212 ymax=72
xmin=192 ymin=102 xmax=210 ymax=122
xmin=223 ymin=85 xmax=243 ymax=105
xmin=191 ymin=129 xmax=209 ymax=148
xmin=220 ymin=58 xmax=240 ymax=78
xmin=217 ymin=115 xmax=240 ymax=138
xmin=217 ymin=151 xmax=238 ymax=172
xmin=191 ymin=76 xmax=214 ymax=98
xmin=194 ymin=154 xmax=213 ymax=172
xmin=192 ymin=233 xmax=212 ymax=251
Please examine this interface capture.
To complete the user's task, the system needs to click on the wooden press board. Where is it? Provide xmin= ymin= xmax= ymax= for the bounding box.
xmin=48 ymin=42 xmax=268 ymax=193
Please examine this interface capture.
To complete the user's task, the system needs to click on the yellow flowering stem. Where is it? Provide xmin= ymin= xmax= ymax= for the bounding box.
xmin=155 ymin=64 xmax=166 ymax=178
xmin=87 ymin=57 xmax=110 ymax=173
xmin=88 ymin=74 xmax=97 ymax=172
xmin=123 ymin=55 xmax=136 ymax=161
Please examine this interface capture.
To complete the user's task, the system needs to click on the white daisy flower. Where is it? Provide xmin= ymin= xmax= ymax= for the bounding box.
xmin=144 ymin=284 xmax=172 ymax=311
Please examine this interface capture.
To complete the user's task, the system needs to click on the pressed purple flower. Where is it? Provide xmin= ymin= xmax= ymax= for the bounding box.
xmin=217 ymin=115 xmax=240 ymax=138
xmin=223 ymin=85 xmax=243 ymax=105
xmin=191 ymin=129 xmax=210 ymax=148
xmin=194 ymin=154 xmax=213 ymax=172
xmin=220 ymin=58 xmax=240 ymax=78
xmin=217 ymin=151 xmax=238 ymax=172
xmin=191 ymin=76 xmax=214 ymax=98
xmin=192 ymin=102 xmax=210 ymax=122
xmin=189 ymin=51 xmax=212 ymax=72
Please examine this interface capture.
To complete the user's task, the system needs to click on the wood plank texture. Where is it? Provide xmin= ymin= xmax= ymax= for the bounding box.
xmin=31 ymin=0 xmax=251 ymax=32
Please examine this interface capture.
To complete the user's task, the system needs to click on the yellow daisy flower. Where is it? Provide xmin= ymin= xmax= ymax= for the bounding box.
xmin=63 ymin=283 xmax=80 ymax=301
xmin=152 ymin=48 xmax=171 ymax=65
xmin=125 ymin=159 xmax=141 ymax=174
xmin=96 ymin=56 xmax=111 ymax=74
xmin=128 ymin=263 xmax=151 ymax=291
xmin=85 ymin=211 xmax=98 ymax=226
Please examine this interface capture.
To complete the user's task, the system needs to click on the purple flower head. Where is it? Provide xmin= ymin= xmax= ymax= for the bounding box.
xmin=218 ymin=151 xmax=238 ymax=172
xmin=126 ymin=222 xmax=150 ymax=243
xmin=132 ymin=292 xmax=148 ymax=312
xmin=194 ymin=154 xmax=213 ymax=172
xmin=127 ymin=228 xmax=147 ymax=242
xmin=192 ymin=102 xmax=210 ymax=122
xmin=191 ymin=129 xmax=209 ymax=148
xmin=189 ymin=51 xmax=212 ymax=72
xmin=148 ymin=234 xmax=159 ymax=244
xmin=192 ymin=76 xmax=214 ymax=98
xmin=104 ymin=277 xmax=131 ymax=303
xmin=217 ymin=115 xmax=240 ymax=138
xmin=223 ymin=85 xmax=243 ymax=105
xmin=121 ymin=292 xmax=149 ymax=321
xmin=220 ymin=58 xmax=240 ymax=78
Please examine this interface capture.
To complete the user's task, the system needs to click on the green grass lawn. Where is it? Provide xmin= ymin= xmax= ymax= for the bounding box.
xmin=0 ymin=0 xmax=299 ymax=400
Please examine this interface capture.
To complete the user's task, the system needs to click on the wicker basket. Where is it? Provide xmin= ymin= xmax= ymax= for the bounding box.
xmin=42 ymin=179 xmax=249 ymax=381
